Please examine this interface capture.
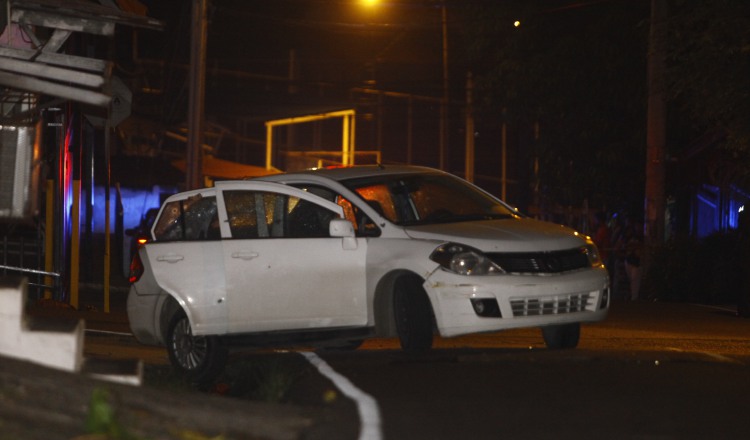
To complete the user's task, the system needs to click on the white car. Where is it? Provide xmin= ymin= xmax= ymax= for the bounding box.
xmin=128 ymin=165 xmax=609 ymax=381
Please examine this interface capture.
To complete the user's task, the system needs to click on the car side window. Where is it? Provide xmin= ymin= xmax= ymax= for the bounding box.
xmin=291 ymin=184 xmax=381 ymax=237
xmin=223 ymin=190 xmax=261 ymax=238
xmin=153 ymin=195 xmax=219 ymax=242
xmin=224 ymin=190 xmax=338 ymax=239
xmin=353 ymin=184 xmax=399 ymax=223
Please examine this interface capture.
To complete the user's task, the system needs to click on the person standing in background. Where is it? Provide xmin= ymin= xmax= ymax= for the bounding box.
xmin=592 ymin=212 xmax=612 ymax=276
xmin=623 ymin=218 xmax=643 ymax=301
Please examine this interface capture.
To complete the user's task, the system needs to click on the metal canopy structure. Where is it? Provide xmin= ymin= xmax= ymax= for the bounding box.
xmin=265 ymin=109 xmax=358 ymax=171
xmin=0 ymin=0 xmax=163 ymax=112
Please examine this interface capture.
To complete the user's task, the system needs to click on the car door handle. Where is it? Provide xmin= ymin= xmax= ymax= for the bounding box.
xmin=156 ymin=254 xmax=184 ymax=263
xmin=231 ymin=251 xmax=259 ymax=260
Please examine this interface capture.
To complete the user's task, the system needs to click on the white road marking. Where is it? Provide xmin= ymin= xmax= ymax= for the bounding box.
xmin=666 ymin=347 xmax=744 ymax=364
xmin=301 ymin=351 xmax=382 ymax=440
xmin=689 ymin=303 xmax=738 ymax=314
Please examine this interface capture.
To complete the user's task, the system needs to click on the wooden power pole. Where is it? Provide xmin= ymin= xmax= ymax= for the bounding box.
xmin=644 ymin=0 xmax=668 ymax=263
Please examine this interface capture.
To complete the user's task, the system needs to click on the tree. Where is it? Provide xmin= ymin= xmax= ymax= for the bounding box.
xmin=461 ymin=0 xmax=650 ymax=213
xmin=665 ymin=0 xmax=750 ymax=156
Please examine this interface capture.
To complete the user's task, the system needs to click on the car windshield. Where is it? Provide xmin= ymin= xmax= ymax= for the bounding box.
xmin=341 ymin=172 xmax=517 ymax=226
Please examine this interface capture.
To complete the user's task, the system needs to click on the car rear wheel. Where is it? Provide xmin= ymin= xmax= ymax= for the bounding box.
xmin=166 ymin=310 xmax=227 ymax=384
xmin=541 ymin=323 xmax=580 ymax=349
xmin=393 ymin=277 xmax=434 ymax=351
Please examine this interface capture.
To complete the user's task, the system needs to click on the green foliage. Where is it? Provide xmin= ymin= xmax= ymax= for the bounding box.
xmin=217 ymin=357 xmax=302 ymax=403
xmin=85 ymin=387 xmax=136 ymax=440
xmin=459 ymin=1 xmax=750 ymax=208
xmin=251 ymin=365 xmax=298 ymax=403
xmin=665 ymin=0 xmax=750 ymax=155
xmin=145 ymin=355 xmax=304 ymax=404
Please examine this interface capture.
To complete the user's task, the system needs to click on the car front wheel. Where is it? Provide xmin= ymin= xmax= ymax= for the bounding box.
xmin=166 ymin=310 xmax=227 ymax=384
xmin=393 ymin=277 xmax=434 ymax=351
xmin=541 ymin=322 xmax=581 ymax=349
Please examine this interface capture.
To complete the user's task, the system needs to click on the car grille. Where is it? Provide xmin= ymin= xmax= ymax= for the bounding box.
xmin=510 ymin=293 xmax=593 ymax=317
xmin=488 ymin=248 xmax=589 ymax=274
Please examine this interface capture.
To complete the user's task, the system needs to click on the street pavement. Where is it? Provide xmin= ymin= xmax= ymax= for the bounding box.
xmin=20 ymin=289 xmax=750 ymax=439
xmin=27 ymin=286 xmax=750 ymax=364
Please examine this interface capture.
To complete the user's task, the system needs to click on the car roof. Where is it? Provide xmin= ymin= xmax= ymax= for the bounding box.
xmin=255 ymin=164 xmax=446 ymax=183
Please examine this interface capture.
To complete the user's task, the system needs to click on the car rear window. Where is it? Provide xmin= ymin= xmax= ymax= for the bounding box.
xmin=153 ymin=195 xmax=219 ymax=241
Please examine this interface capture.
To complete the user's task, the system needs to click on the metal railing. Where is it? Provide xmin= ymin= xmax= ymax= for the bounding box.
xmin=1 ymin=230 xmax=56 ymax=299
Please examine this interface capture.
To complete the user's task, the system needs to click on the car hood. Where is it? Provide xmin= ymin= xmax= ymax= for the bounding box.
xmin=404 ymin=217 xmax=586 ymax=252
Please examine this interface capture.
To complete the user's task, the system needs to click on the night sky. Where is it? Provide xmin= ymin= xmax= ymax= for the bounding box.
xmin=138 ymin=0 xmax=456 ymax=96
xmin=125 ymin=1 xmax=662 ymax=211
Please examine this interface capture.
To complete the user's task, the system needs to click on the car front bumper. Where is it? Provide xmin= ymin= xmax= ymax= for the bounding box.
xmin=424 ymin=266 xmax=610 ymax=337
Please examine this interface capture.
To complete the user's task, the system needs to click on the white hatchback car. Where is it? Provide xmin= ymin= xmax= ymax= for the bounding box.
xmin=128 ymin=165 xmax=609 ymax=381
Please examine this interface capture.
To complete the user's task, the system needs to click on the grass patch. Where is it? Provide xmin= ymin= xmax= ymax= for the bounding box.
xmin=143 ymin=353 xmax=308 ymax=404
xmin=214 ymin=354 xmax=305 ymax=403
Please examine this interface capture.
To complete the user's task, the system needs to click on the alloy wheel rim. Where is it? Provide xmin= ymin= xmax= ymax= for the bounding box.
xmin=172 ymin=317 xmax=209 ymax=370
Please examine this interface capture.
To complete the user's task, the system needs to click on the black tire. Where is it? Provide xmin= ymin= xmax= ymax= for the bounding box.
xmin=166 ymin=310 xmax=227 ymax=384
xmin=541 ymin=322 xmax=581 ymax=349
xmin=393 ymin=277 xmax=434 ymax=351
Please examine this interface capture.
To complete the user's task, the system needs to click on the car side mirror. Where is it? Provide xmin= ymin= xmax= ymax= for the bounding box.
xmin=329 ymin=218 xmax=357 ymax=250
xmin=330 ymin=218 xmax=355 ymax=237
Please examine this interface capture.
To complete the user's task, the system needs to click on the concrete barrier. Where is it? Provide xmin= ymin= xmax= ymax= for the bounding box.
xmin=0 ymin=276 xmax=141 ymax=385
xmin=0 ymin=277 xmax=83 ymax=372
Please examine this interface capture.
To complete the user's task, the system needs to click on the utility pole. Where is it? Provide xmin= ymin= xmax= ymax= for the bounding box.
xmin=439 ymin=2 xmax=449 ymax=171
xmin=464 ymin=72 xmax=474 ymax=182
xmin=501 ymin=107 xmax=507 ymax=200
xmin=186 ymin=0 xmax=207 ymax=190
xmin=644 ymin=0 xmax=668 ymax=260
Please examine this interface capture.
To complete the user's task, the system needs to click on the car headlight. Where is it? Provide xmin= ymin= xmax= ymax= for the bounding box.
xmin=430 ymin=243 xmax=503 ymax=275
xmin=583 ymin=240 xmax=603 ymax=267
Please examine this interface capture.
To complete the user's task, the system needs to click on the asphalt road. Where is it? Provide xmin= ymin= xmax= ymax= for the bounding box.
xmin=302 ymin=300 xmax=750 ymax=439
xmin=79 ymin=299 xmax=750 ymax=439
xmin=310 ymin=348 xmax=750 ymax=440
xmin=82 ymin=299 xmax=750 ymax=361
